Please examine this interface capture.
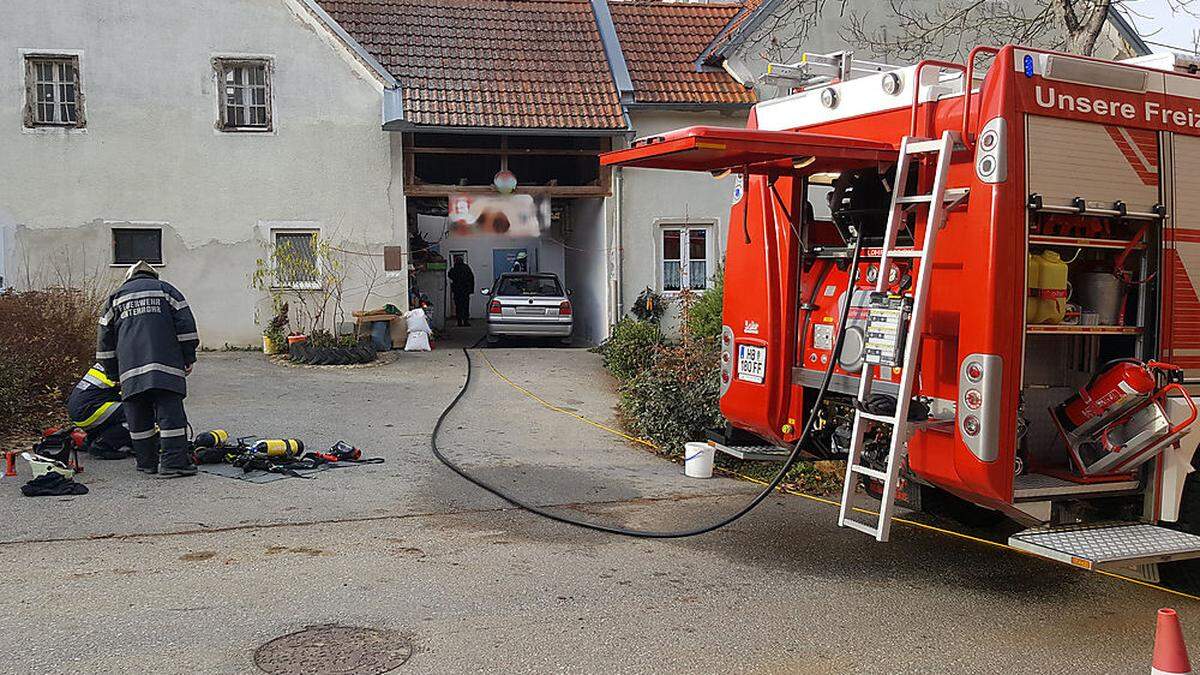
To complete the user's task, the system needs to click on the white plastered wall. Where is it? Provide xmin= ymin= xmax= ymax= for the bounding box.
xmin=0 ymin=0 xmax=407 ymax=345
xmin=620 ymin=109 xmax=746 ymax=331
xmin=564 ymin=197 xmax=608 ymax=345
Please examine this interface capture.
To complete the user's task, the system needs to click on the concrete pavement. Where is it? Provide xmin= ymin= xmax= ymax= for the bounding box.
xmin=0 ymin=335 xmax=1193 ymax=673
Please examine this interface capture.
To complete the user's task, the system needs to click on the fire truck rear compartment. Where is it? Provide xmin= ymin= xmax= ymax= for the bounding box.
xmin=1016 ymin=112 xmax=1171 ymax=500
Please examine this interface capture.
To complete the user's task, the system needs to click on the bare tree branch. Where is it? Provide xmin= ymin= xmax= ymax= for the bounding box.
xmin=839 ymin=0 xmax=1192 ymax=60
xmin=746 ymin=0 xmax=829 ymax=64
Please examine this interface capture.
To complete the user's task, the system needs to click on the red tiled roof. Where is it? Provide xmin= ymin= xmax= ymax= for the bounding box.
xmin=611 ymin=1 xmax=755 ymax=106
xmin=697 ymin=0 xmax=764 ymax=65
xmin=320 ymin=0 xmax=627 ymax=130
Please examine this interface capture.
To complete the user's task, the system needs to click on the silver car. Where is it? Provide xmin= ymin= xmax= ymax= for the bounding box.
xmin=483 ymin=273 xmax=573 ymax=344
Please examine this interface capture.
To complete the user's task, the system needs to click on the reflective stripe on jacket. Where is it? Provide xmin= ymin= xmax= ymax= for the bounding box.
xmin=67 ymin=365 xmax=123 ymax=429
xmin=96 ymin=273 xmax=199 ymax=399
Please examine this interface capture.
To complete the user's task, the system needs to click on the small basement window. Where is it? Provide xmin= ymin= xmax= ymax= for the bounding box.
xmin=272 ymin=230 xmax=318 ymax=288
xmin=25 ymin=54 xmax=84 ymax=128
xmin=112 ymin=228 xmax=163 ymax=265
xmin=215 ymin=58 xmax=271 ymax=131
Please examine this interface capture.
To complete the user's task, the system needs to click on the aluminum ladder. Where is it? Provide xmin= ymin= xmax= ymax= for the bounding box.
xmin=837 ymin=130 xmax=968 ymax=542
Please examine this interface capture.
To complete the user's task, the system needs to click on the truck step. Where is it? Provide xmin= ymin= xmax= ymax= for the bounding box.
xmin=1012 ymin=473 xmax=1140 ymax=502
xmin=1009 ymin=522 xmax=1200 ymax=571
xmin=709 ymin=442 xmax=792 ymax=462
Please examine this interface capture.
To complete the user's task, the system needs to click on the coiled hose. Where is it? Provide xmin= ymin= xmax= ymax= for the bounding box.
xmin=429 ymin=237 xmax=864 ymax=538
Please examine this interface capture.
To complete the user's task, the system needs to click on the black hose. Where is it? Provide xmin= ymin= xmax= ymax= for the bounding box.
xmin=430 ymin=237 xmax=865 ymax=538
xmin=741 ymin=168 xmax=752 ymax=245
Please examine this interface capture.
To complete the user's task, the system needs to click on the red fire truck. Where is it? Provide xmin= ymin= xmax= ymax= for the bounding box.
xmin=603 ymin=45 xmax=1200 ymax=583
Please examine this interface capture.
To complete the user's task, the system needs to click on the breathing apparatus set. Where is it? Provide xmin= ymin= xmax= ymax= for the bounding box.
xmin=191 ymin=432 xmax=383 ymax=479
xmin=430 ymin=233 xmax=867 ymax=538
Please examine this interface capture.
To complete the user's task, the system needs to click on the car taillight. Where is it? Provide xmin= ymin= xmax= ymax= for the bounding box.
xmin=559 ymin=301 xmax=572 ymax=316
xmin=489 ymin=300 xmax=501 ymax=314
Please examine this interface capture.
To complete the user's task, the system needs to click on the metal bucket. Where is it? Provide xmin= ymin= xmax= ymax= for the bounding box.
xmin=1075 ymin=272 xmax=1124 ymax=325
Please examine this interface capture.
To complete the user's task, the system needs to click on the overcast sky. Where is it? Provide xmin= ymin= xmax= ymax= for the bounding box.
xmin=1119 ymin=0 xmax=1200 ymax=52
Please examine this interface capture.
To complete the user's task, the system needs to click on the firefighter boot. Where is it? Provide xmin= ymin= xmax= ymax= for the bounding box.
xmin=156 ymin=439 xmax=197 ymax=479
xmin=133 ymin=438 xmax=159 ymax=474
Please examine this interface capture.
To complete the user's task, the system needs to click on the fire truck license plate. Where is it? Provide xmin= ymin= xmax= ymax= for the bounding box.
xmin=737 ymin=345 xmax=766 ymax=383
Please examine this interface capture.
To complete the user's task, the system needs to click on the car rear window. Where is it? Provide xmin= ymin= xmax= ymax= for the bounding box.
xmin=497 ymin=275 xmax=563 ymax=297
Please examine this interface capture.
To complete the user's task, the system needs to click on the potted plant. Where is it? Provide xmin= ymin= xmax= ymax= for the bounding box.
xmin=262 ymin=304 xmax=289 ymax=355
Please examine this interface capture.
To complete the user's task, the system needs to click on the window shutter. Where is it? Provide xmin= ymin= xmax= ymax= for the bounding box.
xmin=383 ymin=246 xmax=405 ymax=272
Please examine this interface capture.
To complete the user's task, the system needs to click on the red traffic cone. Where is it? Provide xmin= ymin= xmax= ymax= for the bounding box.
xmin=1154 ymin=608 xmax=1193 ymax=674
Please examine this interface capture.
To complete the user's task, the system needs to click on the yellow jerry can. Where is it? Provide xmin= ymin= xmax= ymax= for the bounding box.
xmin=1032 ymin=250 xmax=1070 ymax=324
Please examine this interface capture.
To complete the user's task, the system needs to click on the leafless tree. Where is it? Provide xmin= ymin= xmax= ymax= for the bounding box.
xmin=841 ymin=0 xmax=1199 ymax=61
xmin=749 ymin=0 xmax=831 ymax=64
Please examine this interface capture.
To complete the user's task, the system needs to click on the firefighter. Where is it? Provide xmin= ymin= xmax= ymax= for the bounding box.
xmin=96 ymin=261 xmax=200 ymax=478
xmin=65 ymin=363 xmax=132 ymax=460
xmin=510 ymin=250 xmax=528 ymax=273
xmin=447 ymin=258 xmax=475 ymax=327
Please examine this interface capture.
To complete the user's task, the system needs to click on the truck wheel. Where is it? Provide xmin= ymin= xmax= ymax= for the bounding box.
xmin=1160 ymin=458 xmax=1200 ymax=593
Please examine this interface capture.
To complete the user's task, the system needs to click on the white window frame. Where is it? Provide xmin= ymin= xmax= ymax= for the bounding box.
xmin=213 ymin=56 xmax=273 ymax=132
xmin=655 ymin=220 xmax=715 ymax=294
xmin=108 ymin=223 xmax=166 ymax=268
xmin=22 ymin=51 xmax=85 ymax=129
xmin=270 ymin=227 xmax=321 ymax=290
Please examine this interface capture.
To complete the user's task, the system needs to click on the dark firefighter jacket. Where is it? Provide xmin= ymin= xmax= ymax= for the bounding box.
xmin=97 ymin=273 xmax=199 ymax=399
xmin=66 ymin=364 xmax=122 ymax=430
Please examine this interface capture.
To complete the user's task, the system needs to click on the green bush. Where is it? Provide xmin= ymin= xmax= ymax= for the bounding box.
xmin=306 ymin=329 xmax=356 ymax=350
xmin=685 ymin=267 xmax=724 ymax=343
xmin=0 ymin=288 xmax=102 ymax=437
xmin=614 ymin=291 xmax=726 ymax=454
xmin=619 ymin=338 xmax=723 ymax=455
xmin=595 ymin=317 xmax=663 ymax=383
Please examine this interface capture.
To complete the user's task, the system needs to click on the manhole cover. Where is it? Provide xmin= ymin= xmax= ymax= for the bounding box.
xmin=254 ymin=625 xmax=412 ymax=675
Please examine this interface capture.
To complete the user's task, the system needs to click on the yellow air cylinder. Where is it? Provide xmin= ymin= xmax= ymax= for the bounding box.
xmin=1034 ymin=250 xmax=1070 ymax=324
xmin=252 ymin=439 xmax=304 ymax=459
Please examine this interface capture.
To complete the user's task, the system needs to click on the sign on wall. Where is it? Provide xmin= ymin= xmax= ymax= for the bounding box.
xmin=448 ymin=194 xmax=550 ymax=237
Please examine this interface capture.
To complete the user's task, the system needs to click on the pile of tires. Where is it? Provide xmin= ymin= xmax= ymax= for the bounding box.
xmin=288 ymin=340 xmax=377 ymax=365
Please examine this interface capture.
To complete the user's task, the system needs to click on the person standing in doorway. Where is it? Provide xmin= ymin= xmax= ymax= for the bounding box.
xmin=96 ymin=261 xmax=200 ymax=478
xmin=447 ymin=258 xmax=475 ymax=327
xmin=511 ymin=250 xmax=528 ymax=273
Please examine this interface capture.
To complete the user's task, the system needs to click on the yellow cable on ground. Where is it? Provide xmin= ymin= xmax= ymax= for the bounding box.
xmin=479 ymin=351 xmax=658 ymax=451
xmin=478 ymin=349 xmax=1200 ymax=603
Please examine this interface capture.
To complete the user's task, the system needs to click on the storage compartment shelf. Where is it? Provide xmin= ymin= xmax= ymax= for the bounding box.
xmin=1028 ymin=234 xmax=1146 ymax=250
xmin=1026 ymin=325 xmax=1141 ymax=335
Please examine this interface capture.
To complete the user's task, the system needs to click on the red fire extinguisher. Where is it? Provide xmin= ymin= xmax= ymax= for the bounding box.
xmin=1063 ymin=360 xmax=1172 ymax=428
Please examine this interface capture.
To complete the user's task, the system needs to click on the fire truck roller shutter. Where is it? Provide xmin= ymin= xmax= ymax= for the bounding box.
xmin=1027 ymin=116 xmax=1159 ymax=215
xmin=1165 ymin=133 xmax=1200 ymax=382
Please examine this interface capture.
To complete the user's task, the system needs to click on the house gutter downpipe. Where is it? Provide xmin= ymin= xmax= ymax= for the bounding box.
xmin=589 ymin=0 xmax=635 ymax=105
